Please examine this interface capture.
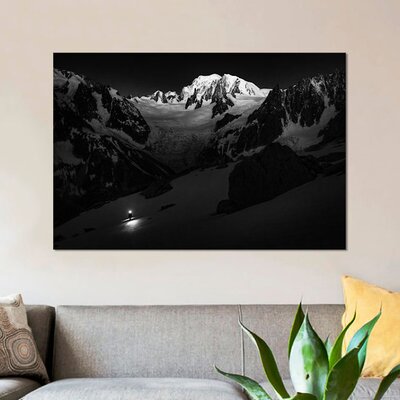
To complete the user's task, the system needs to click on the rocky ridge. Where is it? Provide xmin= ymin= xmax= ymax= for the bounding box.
xmin=211 ymin=70 xmax=345 ymax=158
xmin=54 ymin=69 xmax=172 ymax=225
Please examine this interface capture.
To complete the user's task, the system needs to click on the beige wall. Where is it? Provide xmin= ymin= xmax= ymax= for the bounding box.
xmin=1 ymin=0 xmax=399 ymax=305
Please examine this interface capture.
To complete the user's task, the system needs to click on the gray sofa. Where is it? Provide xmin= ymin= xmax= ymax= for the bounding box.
xmin=1 ymin=305 xmax=399 ymax=399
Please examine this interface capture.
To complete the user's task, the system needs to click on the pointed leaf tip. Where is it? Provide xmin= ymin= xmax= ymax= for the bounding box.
xmin=289 ymin=312 xmax=328 ymax=399
xmin=347 ymin=311 xmax=381 ymax=372
xmin=329 ymin=310 xmax=356 ymax=369
xmin=374 ymin=364 xmax=400 ymax=400
xmin=215 ymin=367 xmax=273 ymax=400
xmin=324 ymin=346 xmax=362 ymax=400
xmin=240 ymin=321 xmax=289 ymax=399
xmin=288 ymin=302 xmax=305 ymax=359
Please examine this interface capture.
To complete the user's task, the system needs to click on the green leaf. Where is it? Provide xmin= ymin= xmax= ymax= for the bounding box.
xmin=329 ymin=311 xmax=356 ymax=369
xmin=240 ymin=321 xmax=290 ymax=399
xmin=289 ymin=314 xmax=329 ymax=399
xmin=289 ymin=394 xmax=317 ymax=400
xmin=289 ymin=303 xmax=305 ymax=359
xmin=324 ymin=336 xmax=333 ymax=359
xmin=324 ymin=335 xmax=368 ymax=400
xmin=347 ymin=311 xmax=381 ymax=371
xmin=324 ymin=347 xmax=361 ymax=400
xmin=374 ymin=364 xmax=400 ymax=400
xmin=215 ymin=366 xmax=272 ymax=400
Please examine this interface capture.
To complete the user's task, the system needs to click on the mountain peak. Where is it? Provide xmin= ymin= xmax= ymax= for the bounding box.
xmin=195 ymin=73 xmax=222 ymax=81
xmin=139 ymin=73 xmax=268 ymax=106
xmin=150 ymin=90 xmax=168 ymax=104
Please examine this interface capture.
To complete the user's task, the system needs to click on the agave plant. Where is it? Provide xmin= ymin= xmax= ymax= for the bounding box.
xmin=216 ymin=303 xmax=400 ymax=400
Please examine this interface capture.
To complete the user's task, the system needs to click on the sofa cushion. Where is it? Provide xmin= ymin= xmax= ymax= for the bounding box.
xmin=0 ymin=377 xmax=40 ymax=400
xmin=22 ymin=378 xmax=248 ymax=400
xmin=261 ymin=378 xmax=400 ymax=399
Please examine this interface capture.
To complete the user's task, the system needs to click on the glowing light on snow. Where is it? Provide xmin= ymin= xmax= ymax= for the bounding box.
xmin=124 ymin=218 xmax=140 ymax=231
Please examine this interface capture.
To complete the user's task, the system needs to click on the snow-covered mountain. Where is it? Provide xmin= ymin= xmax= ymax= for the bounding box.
xmin=180 ymin=74 xmax=221 ymax=101
xmin=181 ymin=74 xmax=264 ymax=100
xmin=211 ymin=71 xmax=346 ymax=159
xmin=54 ymin=69 xmax=171 ymax=225
xmin=54 ymin=67 xmax=345 ymax=227
xmin=149 ymin=90 xmax=168 ymax=103
xmin=135 ymin=70 xmax=345 ymax=172
xmin=184 ymin=74 xmax=265 ymax=116
xmin=137 ymin=73 xmax=266 ymax=116
xmin=165 ymin=91 xmax=180 ymax=103
xmin=261 ymin=88 xmax=272 ymax=96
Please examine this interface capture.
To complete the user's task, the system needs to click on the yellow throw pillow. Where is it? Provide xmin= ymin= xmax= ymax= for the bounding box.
xmin=342 ymin=275 xmax=400 ymax=377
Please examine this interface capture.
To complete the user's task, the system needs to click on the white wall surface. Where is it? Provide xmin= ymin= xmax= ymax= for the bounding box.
xmin=0 ymin=0 xmax=399 ymax=306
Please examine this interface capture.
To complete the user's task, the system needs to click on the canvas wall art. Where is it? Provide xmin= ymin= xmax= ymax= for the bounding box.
xmin=54 ymin=53 xmax=346 ymax=249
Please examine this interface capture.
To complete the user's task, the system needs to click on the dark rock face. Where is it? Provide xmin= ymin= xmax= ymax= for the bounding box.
xmin=284 ymin=79 xmax=324 ymax=126
xmin=73 ymin=82 xmax=98 ymax=120
xmin=217 ymin=143 xmax=317 ymax=213
xmin=230 ymin=78 xmax=242 ymax=98
xmin=324 ymin=70 xmax=346 ymax=111
xmin=211 ymin=96 xmax=234 ymax=118
xmin=54 ymin=135 xmax=171 ymax=225
xmin=92 ymin=82 xmax=113 ymax=112
xmin=318 ymin=109 xmax=345 ymax=144
xmin=215 ymin=71 xmax=345 ymax=158
xmin=106 ymin=97 xmax=149 ymax=144
xmin=54 ymin=69 xmax=172 ymax=225
xmin=227 ymin=85 xmax=286 ymax=155
xmin=306 ymin=109 xmax=346 ymax=152
xmin=214 ymin=113 xmax=241 ymax=132
xmin=54 ymin=99 xmax=94 ymax=142
xmin=211 ymin=81 xmax=227 ymax=103
xmin=150 ymin=90 xmax=168 ymax=103
xmin=250 ymin=85 xmax=286 ymax=139
xmin=209 ymin=81 xmax=235 ymax=117
xmin=202 ymin=85 xmax=214 ymax=101
xmin=285 ymin=71 xmax=345 ymax=127
xmin=185 ymin=88 xmax=199 ymax=109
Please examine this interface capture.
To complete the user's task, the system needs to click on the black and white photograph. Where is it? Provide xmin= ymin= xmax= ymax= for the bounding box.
xmin=54 ymin=53 xmax=346 ymax=249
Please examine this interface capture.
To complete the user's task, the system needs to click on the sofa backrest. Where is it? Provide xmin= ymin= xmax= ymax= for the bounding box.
xmin=26 ymin=305 xmax=56 ymax=375
xmin=52 ymin=305 xmax=243 ymax=380
xmin=52 ymin=304 xmax=344 ymax=381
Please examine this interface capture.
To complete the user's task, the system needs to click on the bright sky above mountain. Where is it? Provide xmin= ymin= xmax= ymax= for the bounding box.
xmin=54 ymin=53 xmax=345 ymax=97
